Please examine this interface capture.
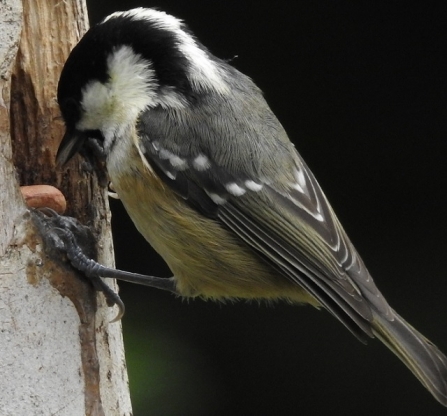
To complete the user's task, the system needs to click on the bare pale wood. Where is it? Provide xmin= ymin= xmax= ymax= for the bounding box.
xmin=0 ymin=1 xmax=132 ymax=415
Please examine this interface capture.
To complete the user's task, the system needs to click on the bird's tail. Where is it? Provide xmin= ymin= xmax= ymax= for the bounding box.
xmin=372 ymin=309 xmax=447 ymax=406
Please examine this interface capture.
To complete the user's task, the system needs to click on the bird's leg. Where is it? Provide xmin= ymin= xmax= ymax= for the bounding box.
xmin=31 ymin=208 xmax=177 ymax=321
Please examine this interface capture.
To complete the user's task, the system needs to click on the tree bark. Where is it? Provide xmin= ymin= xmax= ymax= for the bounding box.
xmin=0 ymin=1 xmax=132 ymax=415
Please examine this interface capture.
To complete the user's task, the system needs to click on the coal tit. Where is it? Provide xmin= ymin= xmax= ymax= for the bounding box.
xmin=56 ymin=8 xmax=447 ymax=405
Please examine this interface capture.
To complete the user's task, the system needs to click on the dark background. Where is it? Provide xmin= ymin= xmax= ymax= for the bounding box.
xmin=85 ymin=1 xmax=447 ymax=415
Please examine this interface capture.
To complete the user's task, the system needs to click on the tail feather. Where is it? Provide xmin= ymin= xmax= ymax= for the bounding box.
xmin=373 ymin=309 xmax=447 ymax=406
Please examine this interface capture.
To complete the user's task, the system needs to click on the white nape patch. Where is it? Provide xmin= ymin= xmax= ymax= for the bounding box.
xmin=77 ymin=45 xmax=157 ymax=146
xmin=207 ymin=192 xmax=227 ymax=205
xmin=245 ymin=180 xmax=263 ymax=192
xmin=193 ymin=154 xmax=211 ymax=171
xmin=226 ymin=183 xmax=246 ymax=196
xmin=104 ymin=8 xmax=229 ymax=94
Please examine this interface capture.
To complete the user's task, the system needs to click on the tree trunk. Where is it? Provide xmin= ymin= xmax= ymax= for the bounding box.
xmin=0 ymin=1 xmax=132 ymax=415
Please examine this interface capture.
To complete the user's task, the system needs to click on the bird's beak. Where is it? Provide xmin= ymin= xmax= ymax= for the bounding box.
xmin=56 ymin=129 xmax=87 ymax=166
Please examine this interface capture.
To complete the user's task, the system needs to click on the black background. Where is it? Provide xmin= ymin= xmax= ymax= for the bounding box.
xmin=84 ymin=1 xmax=447 ymax=415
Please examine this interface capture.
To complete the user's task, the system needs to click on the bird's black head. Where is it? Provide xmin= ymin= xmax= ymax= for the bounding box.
xmin=56 ymin=8 xmax=228 ymax=165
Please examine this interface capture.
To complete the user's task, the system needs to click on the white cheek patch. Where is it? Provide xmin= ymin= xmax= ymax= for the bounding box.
xmin=107 ymin=45 xmax=158 ymax=109
xmin=77 ymin=81 xmax=112 ymax=130
xmin=77 ymin=45 xmax=157 ymax=141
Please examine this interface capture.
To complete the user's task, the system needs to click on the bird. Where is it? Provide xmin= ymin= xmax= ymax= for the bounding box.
xmin=56 ymin=7 xmax=447 ymax=406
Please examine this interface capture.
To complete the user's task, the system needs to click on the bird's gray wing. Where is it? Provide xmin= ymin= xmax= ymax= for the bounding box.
xmin=136 ymin=119 xmax=392 ymax=342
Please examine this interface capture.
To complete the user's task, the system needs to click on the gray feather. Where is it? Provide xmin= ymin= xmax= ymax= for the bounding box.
xmin=136 ymin=79 xmax=392 ymax=339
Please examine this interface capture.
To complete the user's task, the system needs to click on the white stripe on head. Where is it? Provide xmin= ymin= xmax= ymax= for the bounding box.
xmin=103 ymin=8 xmax=229 ymax=94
